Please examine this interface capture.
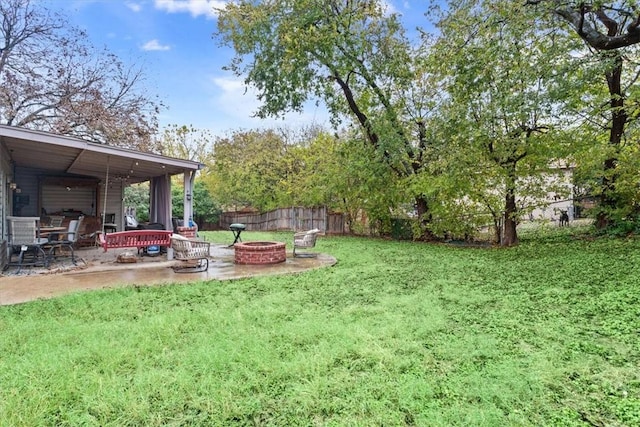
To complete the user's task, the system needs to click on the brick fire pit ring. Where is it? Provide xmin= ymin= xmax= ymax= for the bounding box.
xmin=234 ymin=241 xmax=286 ymax=265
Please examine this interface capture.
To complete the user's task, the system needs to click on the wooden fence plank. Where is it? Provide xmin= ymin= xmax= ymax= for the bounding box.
xmin=220 ymin=206 xmax=345 ymax=234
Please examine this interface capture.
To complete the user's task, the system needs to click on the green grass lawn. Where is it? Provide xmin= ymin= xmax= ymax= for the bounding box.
xmin=1 ymin=227 xmax=639 ymax=426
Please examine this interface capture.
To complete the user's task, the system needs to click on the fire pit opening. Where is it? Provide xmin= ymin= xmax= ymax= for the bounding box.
xmin=234 ymin=241 xmax=286 ymax=265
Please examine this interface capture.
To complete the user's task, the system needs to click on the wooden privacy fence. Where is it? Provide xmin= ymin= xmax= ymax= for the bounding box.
xmin=219 ymin=207 xmax=345 ymax=234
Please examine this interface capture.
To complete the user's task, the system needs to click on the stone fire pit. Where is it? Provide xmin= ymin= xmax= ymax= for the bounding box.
xmin=234 ymin=241 xmax=286 ymax=265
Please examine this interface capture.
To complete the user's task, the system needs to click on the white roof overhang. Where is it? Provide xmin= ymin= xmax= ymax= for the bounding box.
xmin=0 ymin=125 xmax=203 ymax=184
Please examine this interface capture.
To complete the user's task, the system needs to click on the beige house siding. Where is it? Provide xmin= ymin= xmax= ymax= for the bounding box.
xmin=526 ymin=165 xmax=574 ymax=222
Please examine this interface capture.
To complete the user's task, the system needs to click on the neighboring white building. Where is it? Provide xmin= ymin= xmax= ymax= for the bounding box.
xmin=526 ymin=161 xmax=575 ymax=223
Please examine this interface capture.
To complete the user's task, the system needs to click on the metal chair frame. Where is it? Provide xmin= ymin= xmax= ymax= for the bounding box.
xmin=44 ymin=216 xmax=84 ymax=265
xmin=171 ymin=235 xmax=211 ymax=273
xmin=102 ymin=213 xmax=117 ymax=233
xmin=293 ymin=229 xmax=320 ymax=258
xmin=5 ymin=216 xmax=50 ymax=272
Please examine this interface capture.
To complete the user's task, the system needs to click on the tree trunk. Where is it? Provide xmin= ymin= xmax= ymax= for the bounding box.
xmin=415 ymin=194 xmax=436 ymax=241
xmin=502 ymin=191 xmax=518 ymax=246
xmin=492 ymin=214 xmax=502 ymax=245
xmin=501 ymin=171 xmax=519 ymax=247
xmin=597 ymin=51 xmax=626 ymax=228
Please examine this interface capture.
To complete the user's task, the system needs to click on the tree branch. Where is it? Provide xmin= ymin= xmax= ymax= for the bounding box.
xmin=528 ymin=0 xmax=640 ymax=49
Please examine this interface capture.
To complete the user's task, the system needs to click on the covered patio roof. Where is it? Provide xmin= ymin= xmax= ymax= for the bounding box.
xmin=0 ymin=125 xmax=203 ymax=182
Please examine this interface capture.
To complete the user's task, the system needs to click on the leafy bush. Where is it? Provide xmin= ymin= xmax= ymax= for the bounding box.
xmin=171 ymin=181 xmax=222 ymax=227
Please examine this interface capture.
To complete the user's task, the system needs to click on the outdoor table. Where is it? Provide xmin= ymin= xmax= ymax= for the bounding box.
xmin=39 ymin=226 xmax=70 ymax=263
xmin=229 ymin=223 xmax=246 ymax=247
xmin=38 ymin=226 xmax=67 ymax=239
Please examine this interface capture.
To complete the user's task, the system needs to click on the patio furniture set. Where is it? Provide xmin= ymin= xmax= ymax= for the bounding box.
xmin=5 ymin=216 xmax=84 ymax=273
xmin=5 ymin=218 xmax=321 ymax=274
xmin=225 ymin=224 xmax=319 ymax=257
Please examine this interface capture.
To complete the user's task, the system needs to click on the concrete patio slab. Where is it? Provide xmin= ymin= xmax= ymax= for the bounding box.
xmin=0 ymin=244 xmax=336 ymax=306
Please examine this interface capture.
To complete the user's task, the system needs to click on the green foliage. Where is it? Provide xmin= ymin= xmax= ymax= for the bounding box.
xmin=207 ymin=127 xmax=405 ymax=231
xmin=156 ymin=124 xmax=214 ymax=165
xmin=217 ymin=0 xmax=412 ymax=122
xmin=123 ymin=183 xmax=150 ymax=222
xmin=332 ymin=135 xmax=406 ymax=235
xmin=281 ymin=131 xmax=347 ymax=208
xmin=208 ymin=129 xmax=293 ymax=211
xmin=171 ymin=181 xmax=221 ymax=226
xmin=573 ymin=133 xmax=640 ymax=230
xmin=535 ymin=1 xmax=640 ymax=229
xmin=126 ymin=180 xmax=220 ymax=226
xmin=217 ymin=0 xmax=443 ymax=236
xmin=2 ymin=230 xmax=640 ymax=425
xmin=211 ymin=0 xmax=640 ymax=242
xmin=428 ymin=0 xmax=579 ymax=245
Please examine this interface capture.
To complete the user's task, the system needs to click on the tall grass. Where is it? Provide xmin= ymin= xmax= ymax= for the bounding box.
xmin=1 ymin=228 xmax=639 ymax=426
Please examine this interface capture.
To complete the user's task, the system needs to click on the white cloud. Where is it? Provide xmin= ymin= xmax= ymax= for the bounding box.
xmin=154 ymin=0 xmax=226 ymax=19
xmin=125 ymin=2 xmax=143 ymax=12
xmin=211 ymin=76 xmax=261 ymax=117
xmin=210 ymin=76 xmax=329 ymax=130
xmin=381 ymin=0 xmax=398 ymax=15
xmin=142 ymin=39 xmax=171 ymax=51
xmin=155 ymin=74 xmax=329 ymax=133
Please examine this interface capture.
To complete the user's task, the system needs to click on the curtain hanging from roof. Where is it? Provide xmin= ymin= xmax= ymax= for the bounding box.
xmin=102 ymin=157 xmax=110 ymax=233
xmin=150 ymin=175 xmax=171 ymax=230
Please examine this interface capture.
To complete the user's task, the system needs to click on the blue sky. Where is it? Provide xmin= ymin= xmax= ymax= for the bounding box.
xmin=51 ymin=0 xmax=429 ymax=137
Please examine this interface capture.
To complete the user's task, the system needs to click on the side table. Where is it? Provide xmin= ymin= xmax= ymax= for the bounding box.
xmin=229 ymin=223 xmax=246 ymax=247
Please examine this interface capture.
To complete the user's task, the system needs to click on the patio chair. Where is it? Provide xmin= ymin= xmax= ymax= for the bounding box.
xmin=5 ymin=216 xmax=50 ymax=272
xmin=171 ymin=234 xmax=211 ymax=273
xmin=293 ymin=228 xmax=320 ymax=258
xmin=45 ymin=216 xmax=84 ymax=265
xmin=102 ymin=213 xmax=117 ymax=233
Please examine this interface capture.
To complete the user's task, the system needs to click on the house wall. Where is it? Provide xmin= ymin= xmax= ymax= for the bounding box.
xmin=528 ymin=199 xmax=575 ymax=222
xmin=97 ymin=181 xmax=125 ymax=231
xmin=526 ymin=167 xmax=575 ymax=222
xmin=12 ymin=166 xmax=44 ymax=217
xmin=10 ymin=165 xmax=124 ymax=229
xmin=41 ymin=184 xmax=96 ymax=216
xmin=1 ymin=145 xmax=12 ymax=269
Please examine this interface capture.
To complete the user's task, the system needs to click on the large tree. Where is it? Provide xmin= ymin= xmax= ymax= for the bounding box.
xmin=156 ymin=124 xmax=214 ymax=226
xmin=207 ymin=126 xmax=403 ymax=234
xmin=0 ymin=0 xmax=160 ymax=150
xmin=217 ymin=0 xmax=437 ymax=238
xmin=156 ymin=124 xmax=214 ymax=165
xmin=208 ymin=129 xmax=291 ymax=212
xmin=430 ymin=0 xmax=579 ymax=246
xmin=528 ymin=0 xmax=640 ymax=228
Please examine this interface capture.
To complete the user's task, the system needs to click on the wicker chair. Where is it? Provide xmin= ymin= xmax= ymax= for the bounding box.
xmin=293 ymin=228 xmax=320 ymax=257
xmin=171 ymin=235 xmax=211 ymax=273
